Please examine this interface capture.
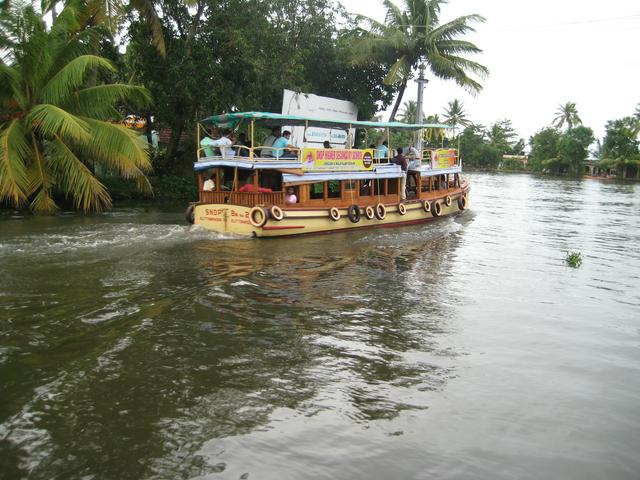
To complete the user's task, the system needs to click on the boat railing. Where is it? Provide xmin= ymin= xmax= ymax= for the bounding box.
xmin=199 ymin=190 xmax=286 ymax=207
xmin=200 ymin=191 xmax=230 ymax=204
xmin=228 ymin=191 xmax=285 ymax=207
xmin=197 ymin=145 xmax=302 ymax=164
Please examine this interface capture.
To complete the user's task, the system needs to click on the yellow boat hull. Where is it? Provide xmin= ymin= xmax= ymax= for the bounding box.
xmin=192 ymin=194 xmax=469 ymax=238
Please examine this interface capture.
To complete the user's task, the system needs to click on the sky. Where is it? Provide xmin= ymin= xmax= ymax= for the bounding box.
xmin=338 ymin=0 xmax=640 ymax=142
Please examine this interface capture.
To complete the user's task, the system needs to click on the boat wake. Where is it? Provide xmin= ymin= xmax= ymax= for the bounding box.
xmin=0 ymin=223 xmax=233 ymax=259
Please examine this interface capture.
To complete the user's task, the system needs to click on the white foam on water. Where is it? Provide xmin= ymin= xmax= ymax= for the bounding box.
xmin=0 ymin=223 xmax=234 ymax=259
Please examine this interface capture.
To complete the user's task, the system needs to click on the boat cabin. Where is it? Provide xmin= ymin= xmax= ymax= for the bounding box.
xmin=194 ymin=112 xmax=462 ymax=210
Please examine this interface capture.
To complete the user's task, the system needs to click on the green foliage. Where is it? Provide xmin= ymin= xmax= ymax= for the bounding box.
xmin=599 ymin=116 xmax=640 ymax=178
xmin=528 ymin=125 xmax=593 ymax=175
xmin=124 ymin=0 xmax=394 ymax=165
xmin=556 ymin=126 xmax=594 ymax=175
xmin=150 ymin=174 xmax=197 ymax=200
xmin=458 ymin=122 xmax=522 ymax=170
xmin=553 ymin=102 xmax=582 ymax=131
xmin=529 ymin=127 xmax=561 ymax=172
xmin=350 ymin=0 xmax=488 ymax=120
xmin=565 ymin=251 xmax=583 ymax=268
xmin=0 ymin=1 xmax=152 ymax=214
xmin=443 ymin=99 xmax=471 ymax=135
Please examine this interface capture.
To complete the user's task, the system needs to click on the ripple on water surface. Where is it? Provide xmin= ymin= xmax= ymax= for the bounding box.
xmin=1 ymin=175 xmax=640 ymax=480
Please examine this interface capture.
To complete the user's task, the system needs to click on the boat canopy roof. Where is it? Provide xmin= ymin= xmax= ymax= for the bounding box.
xmin=200 ymin=111 xmax=450 ymax=131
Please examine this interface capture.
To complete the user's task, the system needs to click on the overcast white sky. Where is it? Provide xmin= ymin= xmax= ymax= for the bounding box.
xmin=339 ymin=0 xmax=640 ymax=142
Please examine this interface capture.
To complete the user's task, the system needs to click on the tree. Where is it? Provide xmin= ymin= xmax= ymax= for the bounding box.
xmin=0 ymin=1 xmax=152 ymax=213
xmin=529 ymin=127 xmax=561 ymax=172
xmin=399 ymin=100 xmax=422 ymax=124
xmin=442 ymin=99 xmax=470 ymax=137
xmin=556 ymin=126 xmax=594 ymax=175
xmin=350 ymin=0 xmax=488 ymax=121
xmin=552 ymin=101 xmax=582 ymax=131
xmin=600 ymin=116 xmax=640 ymax=178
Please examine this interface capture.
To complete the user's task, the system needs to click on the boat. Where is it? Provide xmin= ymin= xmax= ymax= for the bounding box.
xmin=186 ymin=111 xmax=470 ymax=237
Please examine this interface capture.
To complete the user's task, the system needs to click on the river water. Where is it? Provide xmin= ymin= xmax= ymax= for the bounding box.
xmin=1 ymin=173 xmax=639 ymax=480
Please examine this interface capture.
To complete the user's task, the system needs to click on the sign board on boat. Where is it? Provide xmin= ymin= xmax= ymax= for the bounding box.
xmin=281 ymin=90 xmax=358 ymax=149
xmin=301 ymin=148 xmax=374 ymax=172
xmin=431 ymin=149 xmax=457 ymax=169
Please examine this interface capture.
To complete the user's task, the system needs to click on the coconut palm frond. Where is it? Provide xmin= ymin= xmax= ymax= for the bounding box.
xmin=49 ymin=134 xmax=112 ymax=211
xmin=65 ymin=84 xmax=151 ymax=119
xmin=130 ymin=0 xmax=165 ymax=58
xmin=0 ymin=120 xmax=30 ymax=204
xmin=27 ymin=104 xmax=91 ymax=142
xmin=79 ymin=118 xmax=152 ymax=183
xmin=41 ymin=55 xmax=115 ymax=104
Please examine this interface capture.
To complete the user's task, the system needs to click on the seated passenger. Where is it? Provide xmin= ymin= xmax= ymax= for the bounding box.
xmin=237 ymin=132 xmax=250 ymax=157
xmin=272 ymin=131 xmax=294 ymax=158
xmin=285 ymin=187 xmax=297 ymax=205
xmin=261 ymin=127 xmax=281 ymax=157
xmin=323 ymin=140 xmax=332 ymax=149
xmin=200 ymin=130 xmax=236 ymax=159
xmin=375 ymin=141 xmax=389 ymax=161
xmin=203 ymin=174 xmax=215 ymax=191
xmin=407 ymin=145 xmax=421 ymax=170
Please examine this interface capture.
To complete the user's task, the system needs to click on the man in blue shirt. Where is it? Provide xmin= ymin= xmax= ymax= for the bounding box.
xmin=272 ymin=130 xmax=292 ymax=157
xmin=375 ymin=140 xmax=389 ymax=162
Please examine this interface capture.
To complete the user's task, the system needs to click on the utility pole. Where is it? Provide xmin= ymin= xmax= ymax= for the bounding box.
xmin=415 ymin=63 xmax=429 ymax=151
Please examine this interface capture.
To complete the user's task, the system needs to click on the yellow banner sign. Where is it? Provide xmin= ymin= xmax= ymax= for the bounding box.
xmin=431 ymin=149 xmax=457 ymax=169
xmin=301 ymin=148 xmax=374 ymax=172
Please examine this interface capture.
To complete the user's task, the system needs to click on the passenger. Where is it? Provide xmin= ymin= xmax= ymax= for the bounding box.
xmin=237 ymin=132 xmax=250 ymax=157
xmin=394 ymin=147 xmax=408 ymax=200
xmin=375 ymin=140 xmax=389 ymax=162
xmin=285 ymin=187 xmax=297 ymax=205
xmin=261 ymin=127 xmax=281 ymax=157
xmin=407 ymin=145 xmax=421 ymax=169
xmin=239 ymin=175 xmax=273 ymax=193
xmin=323 ymin=140 xmax=332 ymax=149
xmin=272 ymin=130 xmax=293 ymax=158
xmin=200 ymin=129 xmax=235 ymax=159
xmin=203 ymin=174 xmax=215 ymax=191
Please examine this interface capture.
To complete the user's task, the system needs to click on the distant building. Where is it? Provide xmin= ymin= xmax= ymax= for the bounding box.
xmin=502 ymin=154 xmax=528 ymax=165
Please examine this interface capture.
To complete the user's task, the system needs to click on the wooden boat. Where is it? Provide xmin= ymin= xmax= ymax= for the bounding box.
xmin=186 ymin=112 xmax=470 ymax=237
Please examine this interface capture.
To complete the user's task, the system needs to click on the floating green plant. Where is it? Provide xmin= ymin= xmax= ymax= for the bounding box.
xmin=565 ymin=251 xmax=583 ymax=268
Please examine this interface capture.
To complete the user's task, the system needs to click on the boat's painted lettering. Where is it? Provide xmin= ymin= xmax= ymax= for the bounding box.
xmin=205 ymin=208 xmax=226 ymax=216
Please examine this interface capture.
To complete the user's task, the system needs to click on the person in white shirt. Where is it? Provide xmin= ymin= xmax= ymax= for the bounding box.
xmin=285 ymin=187 xmax=297 ymax=205
xmin=203 ymin=174 xmax=215 ymax=191
xmin=200 ymin=130 xmax=236 ymax=158
xmin=261 ymin=127 xmax=281 ymax=157
xmin=407 ymin=145 xmax=421 ymax=170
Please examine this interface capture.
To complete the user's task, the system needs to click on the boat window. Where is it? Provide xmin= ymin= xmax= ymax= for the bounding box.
xmin=359 ymin=180 xmax=371 ymax=197
xmin=345 ymin=180 xmax=356 ymax=191
xmin=328 ymin=180 xmax=341 ymax=199
xmin=373 ymin=178 xmax=386 ymax=196
xmin=310 ymin=182 xmax=324 ymax=200
xmin=388 ymin=178 xmax=398 ymax=195
xmin=421 ymin=176 xmax=430 ymax=192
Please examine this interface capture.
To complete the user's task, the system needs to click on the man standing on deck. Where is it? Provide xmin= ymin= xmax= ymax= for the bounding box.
xmin=376 ymin=140 xmax=389 ymax=162
xmin=394 ymin=147 xmax=408 ymax=200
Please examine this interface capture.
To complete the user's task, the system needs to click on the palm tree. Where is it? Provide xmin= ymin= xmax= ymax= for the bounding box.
xmin=442 ymin=99 xmax=470 ymax=137
xmin=40 ymin=0 xmax=167 ymax=57
xmin=399 ymin=100 xmax=424 ymax=124
xmin=351 ymin=0 xmax=488 ymax=121
xmin=553 ymin=102 xmax=582 ymax=131
xmin=0 ymin=1 xmax=152 ymax=214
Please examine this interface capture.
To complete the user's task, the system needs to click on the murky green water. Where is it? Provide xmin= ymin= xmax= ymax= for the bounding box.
xmin=1 ymin=173 xmax=639 ymax=479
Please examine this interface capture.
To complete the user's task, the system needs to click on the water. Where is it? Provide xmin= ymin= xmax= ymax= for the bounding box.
xmin=1 ymin=173 xmax=639 ymax=480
